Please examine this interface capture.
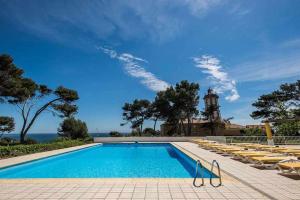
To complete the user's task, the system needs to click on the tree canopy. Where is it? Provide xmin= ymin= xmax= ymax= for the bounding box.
xmin=121 ymin=80 xmax=200 ymax=136
xmin=251 ymin=80 xmax=300 ymax=136
xmin=158 ymin=80 xmax=200 ymax=135
xmin=0 ymin=116 xmax=14 ymax=138
xmin=58 ymin=117 xmax=89 ymax=139
xmin=251 ymin=80 xmax=300 ymax=122
xmin=0 ymin=54 xmax=79 ymax=143
xmin=121 ymin=99 xmax=151 ymax=135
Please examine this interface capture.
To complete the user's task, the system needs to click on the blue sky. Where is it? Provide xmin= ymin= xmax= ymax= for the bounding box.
xmin=0 ymin=0 xmax=300 ymax=133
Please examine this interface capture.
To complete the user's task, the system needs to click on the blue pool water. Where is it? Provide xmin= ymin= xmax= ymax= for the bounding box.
xmin=0 ymin=143 xmax=215 ymax=178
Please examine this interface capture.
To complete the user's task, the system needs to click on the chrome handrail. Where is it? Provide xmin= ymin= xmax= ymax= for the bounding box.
xmin=193 ymin=160 xmax=204 ymax=187
xmin=210 ymin=160 xmax=222 ymax=187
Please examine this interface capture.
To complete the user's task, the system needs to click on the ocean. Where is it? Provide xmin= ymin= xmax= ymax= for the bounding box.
xmin=1 ymin=133 xmax=111 ymax=143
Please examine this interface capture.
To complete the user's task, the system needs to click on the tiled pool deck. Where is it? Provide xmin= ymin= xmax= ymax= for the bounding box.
xmin=174 ymin=142 xmax=300 ymax=200
xmin=0 ymin=142 xmax=298 ymax=199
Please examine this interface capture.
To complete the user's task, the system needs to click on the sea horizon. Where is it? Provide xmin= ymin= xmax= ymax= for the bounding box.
xmin=1 ymin=132 xmax=130 ymax=143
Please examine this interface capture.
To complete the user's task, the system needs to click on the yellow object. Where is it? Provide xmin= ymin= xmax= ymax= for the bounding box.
xmin=250 ymin=156 xmax=289 ymax=163
xmin=277 ymin=162 xmax=300 ymax=175
xmin=278 ymin=162 xmax=300 ymax=169
xmin=265 ymin=122 xmax=273 ymax=140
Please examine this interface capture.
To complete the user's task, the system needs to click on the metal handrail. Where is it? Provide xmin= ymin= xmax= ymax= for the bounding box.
xmin=193 ymin=160 xmax=204 ymax=187
xmin=210 ymin=160 xmax=222 ymax=187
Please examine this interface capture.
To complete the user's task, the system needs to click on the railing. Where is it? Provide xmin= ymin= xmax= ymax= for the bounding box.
xmin=205 ymin=136 xmax=300 ymax=145
xmin=210 ymin=160 xmax=222 ymax=187
xmin=193 ymin=159 xmax=222 ymax=188
xmin=193 ymin=160 xmax=204 ymax=187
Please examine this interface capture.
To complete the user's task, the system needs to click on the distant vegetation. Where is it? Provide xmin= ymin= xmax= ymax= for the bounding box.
xmin=121 ymin=80 xmax=200 ymax=136
xmin=0 ymin=139 xmax=91 ymax=159
xmin=109 ymin=131 xmax=122 ymax=137
xmin=58 ymin=117 xmax=89 ymax=139
xmin=240 ymin=128 xmax=264 ymax=136
xmin=0 ymin=116 xmax=14 ymax=138
xmin=251 ymin=80 xmax=300 ymax=136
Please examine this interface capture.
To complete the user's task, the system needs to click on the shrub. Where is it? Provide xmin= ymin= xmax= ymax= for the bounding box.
xmin=274 ymin=121 xmax=300 ymax=136
xmin=0 ymin=139 xmax=90 ymax=159
xmin=109 ymin=131 xmax=122 ymax=137
xmin=0 ymin=137 xmax=17 ymax=146
xmin=142 ymin=128 xmax=159 ymax=136
xmin=58 ymin=117 xmax=89 ymax=139
xmin=240 ymin=128 xmax=264 ymax=136
xmin=23 ymin=138 xmax=38 ymax=144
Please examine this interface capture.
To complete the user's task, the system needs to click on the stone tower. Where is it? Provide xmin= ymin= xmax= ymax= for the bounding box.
xmin=203 ymin=88 xmax=221 ymax=121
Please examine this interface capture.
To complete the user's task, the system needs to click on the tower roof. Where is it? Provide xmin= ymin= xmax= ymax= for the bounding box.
xmin=204 ymin=88 xmax=219 ymax=99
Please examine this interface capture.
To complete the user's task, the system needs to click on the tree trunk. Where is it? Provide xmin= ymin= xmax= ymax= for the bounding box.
xmin=180 ymin=119 xmax=186 ymax=136
xmin=210 ymin=126 xmax=214 ymax=136
xmin=153 ymin=118 xmax=158 ymax=131
xmin=19 ymin=98 xmax=61 ymax=143
xmin=20 ymin=133 xmax=26 ymax=143
xmin=187 ymin=117 xmax=191 ymax=136
xmin=140 ymin=123 xmax=143 ymax=136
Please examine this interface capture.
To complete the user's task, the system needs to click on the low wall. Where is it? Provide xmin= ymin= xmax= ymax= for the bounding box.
xmin=94 ymin=137 xmax=201 ymax=143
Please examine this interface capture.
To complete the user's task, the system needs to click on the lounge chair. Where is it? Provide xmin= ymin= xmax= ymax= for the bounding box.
xmin=291 ymin=152 xmax=300 ymax=158
xmin=275 ymin=149 xmax=300 ymax=155
xmin=277 ymin=160 xmax=300 ymax=176
xmin=249 ymin=156 xmax=293 ymax=169
xmin=259 ymin=146 xmax=287 ymax=152
xmin=233 ymin=151 xmax=274 ymax=162
xmin=241 ymin=144 xmax=266 ymax=149
xmin=202 ymin=143 xmax=224 ymax=150
xmin=215 ymin=146 xmax=244 ymax=154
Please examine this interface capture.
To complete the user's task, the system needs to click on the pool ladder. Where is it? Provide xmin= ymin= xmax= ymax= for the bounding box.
xmin=193 ymin=160 xmax=204 ymax=187
xmin=193 ymin=160 xmax=222 ymax=187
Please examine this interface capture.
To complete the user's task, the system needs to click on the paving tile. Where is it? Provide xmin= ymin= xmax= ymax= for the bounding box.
xmin=174 ymin=142 xmax=300 ymax=200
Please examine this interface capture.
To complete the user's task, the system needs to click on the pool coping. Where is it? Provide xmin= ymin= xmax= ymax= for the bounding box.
xmin=171 ymin=143 xmax=234 ymax=181
xmin=0 ymin=142 xmax=235 ymax=181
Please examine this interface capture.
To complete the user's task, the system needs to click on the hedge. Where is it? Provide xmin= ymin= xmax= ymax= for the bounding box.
xmin=0 ymin=139 xmax=90 ymax=159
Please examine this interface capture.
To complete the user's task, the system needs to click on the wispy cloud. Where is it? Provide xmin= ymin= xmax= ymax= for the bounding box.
xmin=193 ymin=55 xmax=240 ymax=102
xmin=98 ymin=46 xmax=169 ymax=92
xmin=280 ymin=38 xmax=300 ymax=49
xmin=1 ymin=0 xmax=222 ymax=44
xmin=182 ymin=0 xmax=222 ymax=16
xmin=228 ymin=3 xmax=251 ymax=16
xmin=232 ymin=53 xmax=300 ymax=82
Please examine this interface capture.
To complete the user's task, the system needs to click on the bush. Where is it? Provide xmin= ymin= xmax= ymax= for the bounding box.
xmin=0 ymin=139 xmax=90 ymax=159
xmin=240 ymin=128 xmax=264 ymax=136
xmin=109 ymin=131 xmax=122 ymax=137
xmin=0 ymin=137 xmax=17 ymax=146
xmin=142 ymin=128 xmax=159 ymax=136
xmin=274 ymin=121 xmax=300 ymax=136
xmin=23 ymin=138 xmax=38 ymax=145
xmin=58 ymin=117 xmax=89 ymax=139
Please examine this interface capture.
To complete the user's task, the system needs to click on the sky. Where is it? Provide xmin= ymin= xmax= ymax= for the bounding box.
xmin=0 ymin=0 xmax=300 ymax=133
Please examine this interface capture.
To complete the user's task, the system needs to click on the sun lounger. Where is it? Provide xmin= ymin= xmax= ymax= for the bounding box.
xmin=259 ymin=147 xmax=287 ymax=152
xmin=277 ymin=160 xmax=300 ymax=176
xmin=213 ymin=147 xmax=242 ymax=155
xmin=249 ymin=156 xmax=292 ymax=168
xmin=202 ymin=144 xmax=225 ymax=150
xmin=275 ymin=149 xmax=300 ymax=155
xmin=232 ymin=151 xmax=269 ymax=156
xmin=233 ymin=151 xmax=274 ymax=162
xmin=240 ymin=144 xmax=266 ymax=149
xmin=291 ymin=152 xmax=300 ymax=158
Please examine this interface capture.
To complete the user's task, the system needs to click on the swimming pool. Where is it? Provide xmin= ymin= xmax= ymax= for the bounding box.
xmin=0 ymin=143 xmax=215 ymax=178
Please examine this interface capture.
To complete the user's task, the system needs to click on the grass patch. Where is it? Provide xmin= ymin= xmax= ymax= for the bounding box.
xmin=0 ymin=139 xmax=92 ymax=159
